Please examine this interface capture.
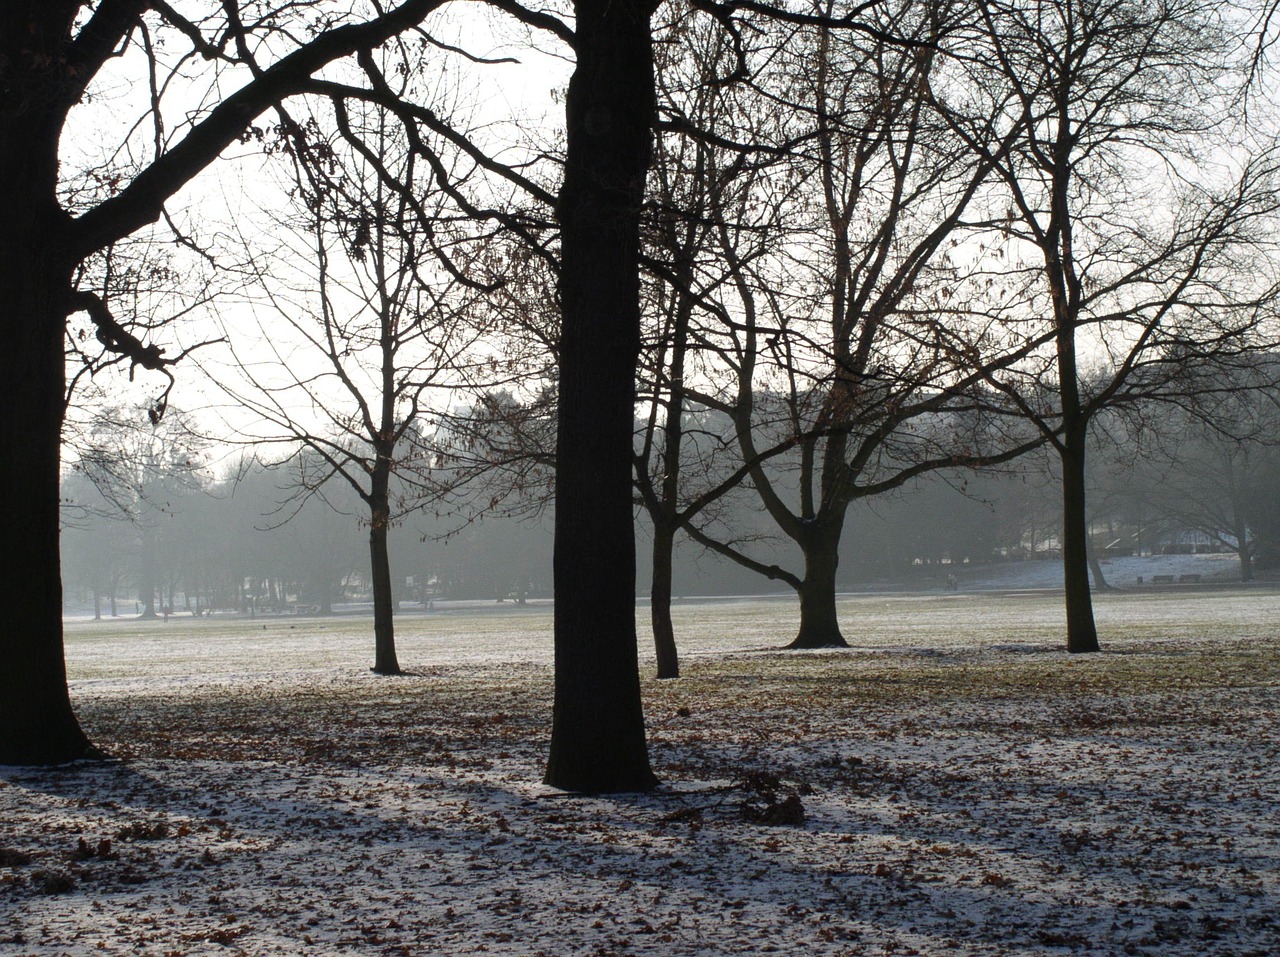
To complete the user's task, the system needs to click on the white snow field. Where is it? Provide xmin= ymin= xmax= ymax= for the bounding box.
xmin=3 ymin=586 xmax=1278 ymax=957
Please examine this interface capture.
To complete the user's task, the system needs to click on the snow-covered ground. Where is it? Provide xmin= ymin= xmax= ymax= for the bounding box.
xmin=4 ymin=590 xmax=1278 ymax=956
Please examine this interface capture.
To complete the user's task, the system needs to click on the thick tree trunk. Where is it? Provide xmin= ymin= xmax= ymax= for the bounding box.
xmin=788 ymin=538 xmax=849 ymax=649
xmin=0 ymin=81 xmax=95 ymax=762
xmin=368 ymin=486 xmax=401 ymax=675
xmin=650 ymin=521 xmax=680 ymax=679
xmin=1061 ymin=442 xmax=1100 ymax=653
xmin=544 ymin=0 xmax=657 ymax=793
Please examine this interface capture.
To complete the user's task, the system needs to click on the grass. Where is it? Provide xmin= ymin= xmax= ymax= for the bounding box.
xmin=7 ymin=587 xmax=1271 ymax=956
xmin=62 ymin=588 xmax=1280 ymax=769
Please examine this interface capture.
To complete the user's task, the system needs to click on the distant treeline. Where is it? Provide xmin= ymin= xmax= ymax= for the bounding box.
xmin=60 ymin=407 xmax=1278 ymax=618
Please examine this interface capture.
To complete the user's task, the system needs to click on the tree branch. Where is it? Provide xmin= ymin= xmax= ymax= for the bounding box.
xmin=70 ymin=0 xmax=449 ymax=258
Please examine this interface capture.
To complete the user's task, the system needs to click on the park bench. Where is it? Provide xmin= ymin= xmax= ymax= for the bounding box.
xmin=1178 ymin=574 xmax=1202 ymax=583
xmin=1151 ymin=574 xmax=1176 ymax=584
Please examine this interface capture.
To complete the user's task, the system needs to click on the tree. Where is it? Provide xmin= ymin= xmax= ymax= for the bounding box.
xmin=1246 ymin=441 xmax=1280 ymax=569
xmin=951 ymin=0 xmax=1280 ymax=651
xmin=0 ymin=0 xmax=494 ymax=765
xmin=661 ymin=0 xmax=1045 ymax=648
xmin=543 ymin=0 xmax=916 ymax=788
xmin=60 ymin=471 xmax=126 ymax=620
xmin=542 ymin=0 xmax=661 ymax=792
xmin=634 ymin=14 xmax=776 ymax=678
xmin=211 ymin=82 xmax=504 ymax=674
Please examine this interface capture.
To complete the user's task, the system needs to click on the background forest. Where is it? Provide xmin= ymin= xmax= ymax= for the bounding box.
xmin=60 ymin=403 xmax=1280 ymax=620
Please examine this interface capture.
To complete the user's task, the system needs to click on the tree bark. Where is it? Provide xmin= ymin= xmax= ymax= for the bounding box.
xmin=368 ymin=457 xmax=401 ymax=675
xmin=788 ymin=534 xmax=850 ymax=649
xmin=1061 ymin=440 xmax=1101 ymax=653
xmin=0 ymin=19 xmax=95 ymax=760
xmin=544 ymin=0 xmax=657 ymax=793
xmin=650 ymin=521 xmax=680 ymax=679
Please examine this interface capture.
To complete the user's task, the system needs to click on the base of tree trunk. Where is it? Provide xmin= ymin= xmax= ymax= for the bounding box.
xmin=785 ymin=631 xmax=851 ymax=650
xmin=1 ymin=733 xmax=104 ymax=768
xmin=370 ymin=665 xmax=405 ymax=676
xmin=1066 ymin=628 xmax=1102 ymax=653
xmin=544 ymin=765 xmax=660 ymax=795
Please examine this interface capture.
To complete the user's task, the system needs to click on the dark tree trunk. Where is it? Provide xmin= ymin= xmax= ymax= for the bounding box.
xmin=1230 ymin=510 xmax=1254 ymax=582
xmin=788 ymin=534 xmax=849 ymax=649
xmin=368 ymin=458 xmax=401 ymax=675
xmin=650 ymin=521 xmax=680 ymax=679
xmin=544 ymin=0 xmax=658 ymax=793
xmin=644 ymin=230 xmax=696 ymax=682
xmin=1061 ymin=440 xmax=1100 ymax=653
xmin=0 ymin=32 xmax=95 ymax=761
xmin=1237 ymin=543 xmax=1253 ymax=582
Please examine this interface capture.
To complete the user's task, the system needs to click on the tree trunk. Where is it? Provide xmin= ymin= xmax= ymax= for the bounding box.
xmin=368 ymin=477 xmax=401 ymax=675
xmin=0 ymin=78 xmax=95 ymax=762
xmin=788 ymin=536 xmax=849 ymax=649
xmin=644 ymin=229 xmax=696 ymax=682
xmin=138 ymin=575 xmax=158 ymax=619
xmin=544 ymin=0 xmax=658 ymax=793
xmin=1061 ymin=441 xmax=1100 ymax=653
xmin=1229 ymin=509 xmax=1254 ymax=582
xmin=1086 ymin=536 xmax=1113 ymax=592
xmin=1237 ymin=544 xmax=1253 ymax=583
xmin=650 ymin=521 xmax=680 ymax=679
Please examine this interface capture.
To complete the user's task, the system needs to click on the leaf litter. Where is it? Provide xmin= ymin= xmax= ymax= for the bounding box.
xmin=3 ymin=589 xmax=1279 ymax=956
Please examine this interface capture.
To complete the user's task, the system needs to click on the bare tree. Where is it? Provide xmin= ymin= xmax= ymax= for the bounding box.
xmin=662 ymin=0 xmax=1047 ymax=648
xmin=210 ymin=84 xmax=507 ymax=675
xmin=0 ymin=0 xmax=547 ymax=765
xmin=634 ymin=12 xmax=789 ymax=678
xmin=946 ymin=0 xmax=1280 ymax=652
